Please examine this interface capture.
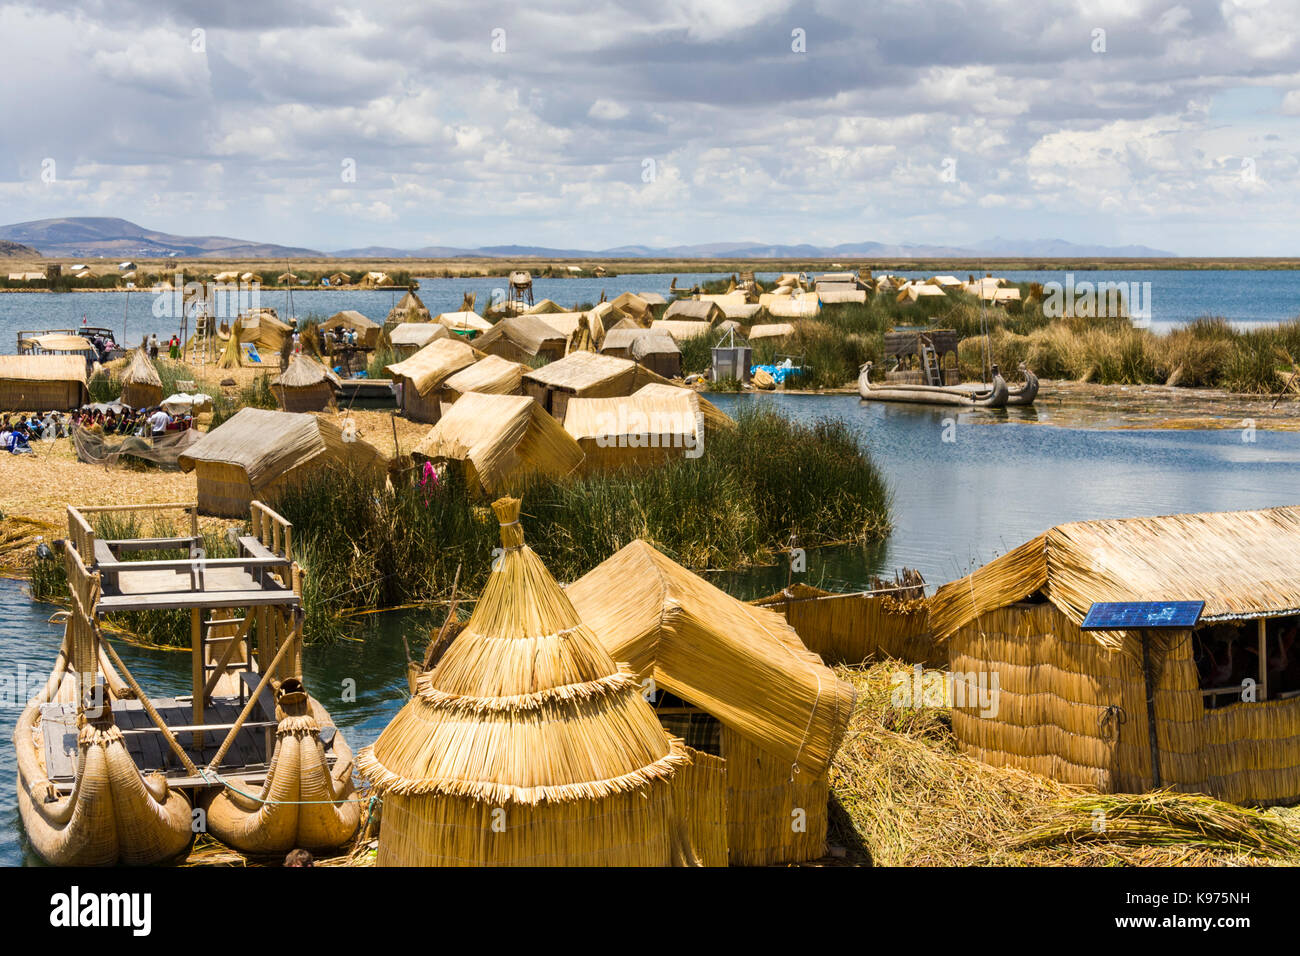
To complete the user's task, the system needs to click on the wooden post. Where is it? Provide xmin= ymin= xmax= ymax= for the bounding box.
xmin=1141 ymin=630 xmax=1162 ymax=789
xmin=191 ymin=607 xmax=204 ymax=750
xmin=1259 ymin=618 xmax=1269 ymax=702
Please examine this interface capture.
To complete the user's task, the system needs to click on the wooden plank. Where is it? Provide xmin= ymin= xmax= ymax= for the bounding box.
xmin=94 ymin=556 xmax=290 ymax=573
xmin=191 ymin=609 xmax=203 ymax=751
xmin=98 ymin=589 xmax=298 ymax=612
xmin=107 ymin=536 xmax=200 ymax=552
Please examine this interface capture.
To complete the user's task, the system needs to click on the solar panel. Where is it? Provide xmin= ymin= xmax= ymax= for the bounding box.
xmin=1081 ymin=601 xmax=1204 ymax=630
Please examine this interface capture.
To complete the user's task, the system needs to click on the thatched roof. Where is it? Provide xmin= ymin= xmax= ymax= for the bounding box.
xmin=566 ymin=539 xmax=855 ymax=775
xmin=439 ymin=355 xmax=526 ymax=399
xmin=523 ymin=299 xmax=564 ymax=315
xmin=521 ymin=351 xmax=651 ymax=394
xmin=272 ymin=354 xmax=341 ymax=389
xmin=532 ymin=311 xmax=585 ymax=338
xmin=630 ymin=331 xmax=680 ymax=361
xmin=563 ymin=388 xmax=701 ymax=446
xmin=389 ymin=322 xmax=449 ymax=349
xmin=435 ymin=310 xmax=493 ymax=333
xmin=0 ymin=354 xmax=87 ymax=383
xmin=321 ymin=310 xmax=379 ymax=335
xmin=634 ymin=383 xmax=733 ymax=432
xmin=609 ymin=292 xmax=652 ymax=320
xmin=649 ymin=319 xmax=712 ymax=342
xmin=120 ymin=348 xmax=162 ymax=388
xmin=600 ymin=328 xmax=648 ymax=353
xmin=764 ymin=293 xmax=820 ymax=318
xmin=357 ymin=497 xmax=686 ymax=806
xmin=385 ymin=338 xmax=481 ymax=395
xmin=929 ymin=507 xmax=1300 ymax=645
xmin=663 ymin=300 xmax=722 ymax=323
xmin=177 ymin=407 xmax=385 ymax=488
xmin=386 ymin=290 xmax=431 ymax=324
xmin=746 ymin=322 xmax=795 ymax=341
xmin=637 ymin=292 xmax=667 ymax=305
xmin=411 ymin=393 xmax=583 ymax=494
xmin=472 ymin=313 xmax=566 ymax=356
xmin=26 ymin=334 xmax=95 ymax=353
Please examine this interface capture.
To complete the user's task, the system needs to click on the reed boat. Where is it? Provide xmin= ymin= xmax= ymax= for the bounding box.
xmin=949 ymin=361 xmax=1040 ymax=406
xmin=858 ymin=361 xmax=1009 ymax=408
xmin=15 ymin=501 xmax=358 ymax=866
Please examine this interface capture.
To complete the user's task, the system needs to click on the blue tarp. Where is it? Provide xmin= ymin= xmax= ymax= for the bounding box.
xmin=750 ymin=364 xmax=802 ymax=384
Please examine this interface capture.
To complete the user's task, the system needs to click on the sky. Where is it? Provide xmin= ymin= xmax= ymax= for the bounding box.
xmin=1 ymin=0 xmax=1299 ymax=255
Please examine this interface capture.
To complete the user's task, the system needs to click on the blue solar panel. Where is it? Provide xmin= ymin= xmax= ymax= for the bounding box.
xmin=1081 ymin=601 xmax=1204 ymax=630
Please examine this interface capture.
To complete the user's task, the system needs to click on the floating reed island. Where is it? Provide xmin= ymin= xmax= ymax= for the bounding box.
xmin=15 ymin=501 xmax=358 ymax=866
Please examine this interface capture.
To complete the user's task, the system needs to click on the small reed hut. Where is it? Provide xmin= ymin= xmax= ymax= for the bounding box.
xmin=663 ymin=299 xmax=723 ymax=324
xmin=567 ymin=539 xmax=855 ymax=865
xmin=319 ymin=310 xmax=381 ymax=350
xmin=389 ymin=322 xmax=449 ymax=360
xmin=928 ymin=506 xmax=1300 ymax=805
xmin=0 ymin=354 xmax=88 ymax=411
xmin=385 ymin=289 xmax=431 ymax=328
xmin=562 ymin=383 xmax=731 ymax=472
xmin=357 ymin=497 xmax=705 ymax=866
xmin=411 ymin=392 xmax=583 ymax=496
xmin=521 ymin=351 xmax=669 ymax=421
xmin=386 ymin=338 xmax=482 ymax=423
xmin=120 ymin=348 xmax=163 ymax=409
xmin=178 ymin=407 xmax=386 ymax=517
xmin=436 ymin=355 xmax=526 ymax=407
xmin=601 ymin=329 xmax=682 ymax=379
xmin=471 ymin=313 xmax=567 ymax=365
xmin=271 ymin=354 xmax=341 ymax=412
xmin=436 ymin=311 xmax=493 ymax=336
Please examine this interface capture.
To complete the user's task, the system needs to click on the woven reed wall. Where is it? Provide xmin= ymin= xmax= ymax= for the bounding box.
xmin=400 ymin=378 xmax=442 ymax=424
xmin=721 ymin=727 xmax=829 ymax=866
xmin=670 ymin=747 xmax=729 ymax=866
xmin=121 ymin=381 xmax=162 ymax=410
xmin=195 ymin=460 xmax=257 ymax=518
xmin=375 ymin=783 xmax=677 ymax=866
xmin=776 ymin=592 xmax=938 ymax=666
xmin=0 ymin=379 xmax=82 ymax=411
xmin=639 ymin=354 xmax=681 ymax=379
xmin=275 ymin=383 xmax=334 ymax=413
xmin=1204 ymin=694 xmax=1300 ymax=805
xmin=575 ymin=438 xmax=680 ymax=473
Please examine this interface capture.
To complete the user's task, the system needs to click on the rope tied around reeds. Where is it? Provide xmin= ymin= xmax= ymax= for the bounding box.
xmin=493 ymin=497 xmax=525 ymax=550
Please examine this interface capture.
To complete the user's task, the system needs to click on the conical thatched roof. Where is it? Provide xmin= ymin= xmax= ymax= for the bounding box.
xmin=121 ymin=347 xmax=162 ymax=388
xmin=272 ymin=353 xmax=341 ymax=389
xmin=385 ymin=290 xmax=431 ymax=326
xmin=357 ymin=496 xmax=688 ymax=806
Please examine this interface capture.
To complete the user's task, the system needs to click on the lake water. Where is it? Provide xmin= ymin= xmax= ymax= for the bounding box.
xmin=4 ymin=392 xmax=1300 ymax=863
xmin=2 ymin=269 xmax=1298 ymax=354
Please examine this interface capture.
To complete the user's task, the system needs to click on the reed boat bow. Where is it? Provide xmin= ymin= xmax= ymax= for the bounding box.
xmin=858 ymin=361 xmax=1009 ymax=407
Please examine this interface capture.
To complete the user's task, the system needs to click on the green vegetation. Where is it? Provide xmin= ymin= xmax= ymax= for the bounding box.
xmin=270 ymin=404 xmax=890 ymax=641
xmin=88 ymin=358 xmax=201 ymax=405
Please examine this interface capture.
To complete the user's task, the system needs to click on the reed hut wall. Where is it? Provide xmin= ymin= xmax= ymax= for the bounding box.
xmin=758 ymin=588 xmax=939 ymax=666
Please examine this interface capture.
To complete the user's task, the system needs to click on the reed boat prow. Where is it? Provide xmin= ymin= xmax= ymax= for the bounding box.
xmin=15 ymin=500 xmax=359 ymax=866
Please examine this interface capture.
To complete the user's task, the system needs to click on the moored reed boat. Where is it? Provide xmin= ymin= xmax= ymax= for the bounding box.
xmin=950 ymin=361 xmax=1039 ymax=406
xmin=15 ymin=501 xmax=358 ymax=866
xmin=858 ymin=361 xmax=1010 ymax=407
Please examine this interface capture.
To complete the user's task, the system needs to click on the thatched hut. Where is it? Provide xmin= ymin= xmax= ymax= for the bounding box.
xmin=521 ymin=351 xmax=669 ymax=420
xmin=746 ymin=322 xmax=795 ymax=342
xmin=650 ymin=319 xmax=713 ymax=343
xmin=357 ymin=497 xmax=712 ymax=866
xmin=0 ymin=355 xmax=88 ymax=410
xmin=178 ymin=407 xmax=386 ymax=517
xmin=386 ymin=338 xmax=482 ymax=423
xmin=411 ymin=393 xmax=583 ymax=495
xmin=600 ymin=329 xmax=682 ymax=378
xmin=385 ymin=290 xmax=431 ymax=327
xmin=927 ymin=506 xmax=1300 ymax=805
xmin=609 ymin=292 xmax=654 ymax=324
xmin=436 ymin=310 xmax=493 ymax=335
xmin=563 ymin=384 xmax=721 ymax=472
xmin=663 ymin=299 xmax=723 ymax=324
xmin=436 ymin=355 xmax=526 ymax=406
xmin=389 ymin=321 xmax=449 ymax=360
xmin=320 ymin=310 xmax=380 ymax=350
xmin=119 ymin=348 xmax=163 ymax=409
xmin=471 ymin=314 xmax=566 ymax=364
xmin=271 ymin=354 xmax=341 ymax=412
xmin=567 ymin=539 xmax=855 ymax=865
xmin=237 ymin=310 xmax=292 ymax=352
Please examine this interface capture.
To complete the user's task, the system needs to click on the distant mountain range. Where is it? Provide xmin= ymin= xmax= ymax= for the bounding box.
xmin=0 ymin=217 xmax=1178 ymax=260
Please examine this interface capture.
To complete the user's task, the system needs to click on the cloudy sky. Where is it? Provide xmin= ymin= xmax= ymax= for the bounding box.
xmin=1 ymin=0 xmax=1298 ymax=254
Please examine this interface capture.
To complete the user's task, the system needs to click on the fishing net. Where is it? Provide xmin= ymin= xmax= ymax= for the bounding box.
xmin=72 ymin=426 xmax=201 ymax=469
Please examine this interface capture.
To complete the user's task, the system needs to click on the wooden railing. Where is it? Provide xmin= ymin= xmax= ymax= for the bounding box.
xmin=250 ymin=500 xmax=292 ymax=561
xmin=69 ymin=502 xmax=200 ymax=545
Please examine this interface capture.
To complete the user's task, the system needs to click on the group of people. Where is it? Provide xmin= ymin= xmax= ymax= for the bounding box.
xmin=73 ymin=405 xmax=192 ymax=438
xmin=0 ymin=414 xmax=49 ymax=454
xmin=147 ymin=334 xmax=182 ymax=361
xmin=86 ymin=332 xmax=117 ymax=364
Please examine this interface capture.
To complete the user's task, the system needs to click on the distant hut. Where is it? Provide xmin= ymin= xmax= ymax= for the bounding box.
xmin=178 ymin=407 xmax=386 ymax=517
xmin=359 ymin=271 xmax=393 ymax=288
xmin=411 ymin=393 xmax=584 ymax=496
xmin=566 ymin=539 xmax=855 ymax=865
xmin=522 ymin=351 xmax=670 ymax=420
xmin=389 ymin=322 xmax=449 ymax=360
xmin=601 ymin=329 xmax=681 ymax=379
xmin=356 ymin=496 xmax=701 ymax=866
xmin=271 ymin=354 xmax=341 ymax=412
xmin=385 ymin=338 xmax=481 ymax=423
xmin=319 ymin=310 xmax=381 ymax=350
xmin=0 ymin=355 xmax=88 ymax=411
xmin=470 ymin=314 xmax=567 ymax=365
xmin=436 ymin=355 xmax=527 ymax=406
xmin=663 ymin=299 xmax=723 ymax=324
xmin=385 ymin=290 xmax=431 ymax=328
xmin=928 ymin=506 xmax=1300 ymax=805
xmin=119 ymin=348 xmax=163 ymax=409
xmin=326 ymin=272 xmax=351 ymax=287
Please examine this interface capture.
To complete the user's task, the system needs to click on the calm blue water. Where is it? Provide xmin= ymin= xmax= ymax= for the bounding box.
xmin=2 ymin=269 xmax=1298 ymax=353
xmin=5 ymin=392 xmax=1300 ymax=863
